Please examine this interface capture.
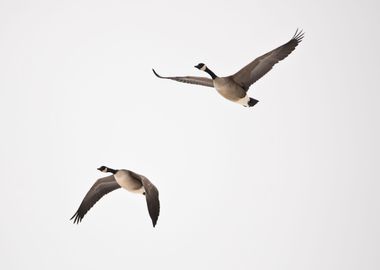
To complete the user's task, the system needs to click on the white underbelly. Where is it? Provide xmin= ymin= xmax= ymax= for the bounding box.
xmin=235 ymin=95 xmax=250 ymax=106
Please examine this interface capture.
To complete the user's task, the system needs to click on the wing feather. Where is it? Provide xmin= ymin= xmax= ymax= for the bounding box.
xmin=232 ymin=29 xmax=304 ymax=91
xmin=70 ymin=175 xmax=121 ymax=224
xmin=140 ymin=176 xmax=160 ymax=227
xmin=152 ymin=69 xmax=214 ymax=88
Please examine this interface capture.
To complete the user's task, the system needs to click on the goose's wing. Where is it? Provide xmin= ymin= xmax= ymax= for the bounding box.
xmin=141 ymin=176 xmax=160 ymax=227
xmin=152 ymin=69 xmax=214 ymax=88
xmin=232 ymin=30 xmax=304 ymax=91
xmin=71 ymin=175 xmax=121 ymax=224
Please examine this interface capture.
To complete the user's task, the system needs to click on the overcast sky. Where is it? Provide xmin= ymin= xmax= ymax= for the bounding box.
xmin=0 ymin=0 xmax=379 ymax=269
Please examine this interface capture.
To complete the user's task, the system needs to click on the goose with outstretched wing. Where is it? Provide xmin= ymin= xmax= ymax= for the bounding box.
xmin=71 ymin=166 xmax=160 ymax=227
xmin=153 ymin=29 xmax=304 ymax=107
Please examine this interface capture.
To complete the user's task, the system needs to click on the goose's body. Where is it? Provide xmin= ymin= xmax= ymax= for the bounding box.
xmin=114 ymin=169 xmax=145 ymax=194
xmin=153 ymin=30 xmax=304 ymax=107
xmin=213 ymin=77 xmax=246 ymax=102
xmin=71 ymin=166 xmax=160 ymax=227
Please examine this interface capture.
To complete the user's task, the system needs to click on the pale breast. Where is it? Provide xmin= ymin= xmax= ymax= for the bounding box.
xmin=213 ymin=77 xmax=246 ymax=101
xmin=114 ymin=170 xmax=143 ymax=192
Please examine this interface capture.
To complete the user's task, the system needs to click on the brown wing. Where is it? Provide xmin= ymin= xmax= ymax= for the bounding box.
xmin=140 ymin=176 xmax=160 ymax=227
xmin=232 ymin=29 xmax=304 ymax=91
xmin=152 ymin=69 xmax=214 ymax=88
xmin=70 ymin=175 xmax=121 ymax=224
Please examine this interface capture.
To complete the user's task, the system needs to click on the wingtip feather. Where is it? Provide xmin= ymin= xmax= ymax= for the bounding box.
xmin=70 ymin=212 xmax=82 ymax=224
xmin=152 ymin=68 xmax=162 ymax=78
xmin=292 ymin=28 xmax=305 ymax=43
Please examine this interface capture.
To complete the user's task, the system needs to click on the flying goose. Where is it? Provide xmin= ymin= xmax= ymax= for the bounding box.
xmin=153 ymin=29 xmax=304 ymax=107
xmin=71 ymin=166 xmax=160 ymax=227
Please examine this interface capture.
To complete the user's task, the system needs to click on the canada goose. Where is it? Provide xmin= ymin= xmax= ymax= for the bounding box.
xmin=153 ymin=30 xmax=304 ymax=107
xmin=71 ymin=166 xmax=160 ymax=227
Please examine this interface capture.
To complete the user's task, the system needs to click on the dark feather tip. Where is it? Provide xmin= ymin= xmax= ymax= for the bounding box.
xmin=70 ymin=212 xmax=82 ymax=224
xmin=292 ymin=29 xmax=305 ymax=43
xmin=152 ymin=69 xmax=162 ymax=78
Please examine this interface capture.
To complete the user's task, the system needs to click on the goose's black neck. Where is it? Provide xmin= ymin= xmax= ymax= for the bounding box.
xmin=205 ymin=67 xmax=217 ymax=79
xmin=107 ymin=167 xmax=118 ymax=174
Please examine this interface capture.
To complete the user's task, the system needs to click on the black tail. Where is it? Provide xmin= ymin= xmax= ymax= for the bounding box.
xmin=248 ymin=98 xmax=259 ymax=107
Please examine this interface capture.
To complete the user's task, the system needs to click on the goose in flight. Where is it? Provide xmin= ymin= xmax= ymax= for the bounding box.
xmin=71 ymin=166 xmax=160 ymax=227
xmin=153 ymin=29 xmax=304 ymax=107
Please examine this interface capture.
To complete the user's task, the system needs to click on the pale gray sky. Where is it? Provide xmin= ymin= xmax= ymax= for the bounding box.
xmin=0 ymin=0 xmax=379 ymax=269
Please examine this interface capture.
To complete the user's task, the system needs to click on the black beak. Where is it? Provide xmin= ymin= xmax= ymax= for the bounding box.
xmin=97 ymin=167 xmax=102 ymax=171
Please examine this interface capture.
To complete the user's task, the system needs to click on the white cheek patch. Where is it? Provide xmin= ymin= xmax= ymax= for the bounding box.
xmin=201 ymin=65 xmax=207 ymax=71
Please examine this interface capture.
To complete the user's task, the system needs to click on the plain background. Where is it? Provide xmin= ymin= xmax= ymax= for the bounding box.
xmin=0 ymin=0 xmax=379 ymax=269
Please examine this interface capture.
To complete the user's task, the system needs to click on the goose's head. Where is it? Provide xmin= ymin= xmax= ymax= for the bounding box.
xmin=97 ymin=166 xmax=109 ymax=173
xmin=194 ymin=63 xmax=207 ymax=71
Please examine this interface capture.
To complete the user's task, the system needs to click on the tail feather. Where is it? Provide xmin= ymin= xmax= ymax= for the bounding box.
xmin=248 ymin=98 xmax=259 ymax=107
